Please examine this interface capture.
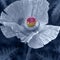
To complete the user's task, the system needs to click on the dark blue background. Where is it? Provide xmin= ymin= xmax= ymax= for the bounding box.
xmin=0 ymin=0 xmax=60 ymax=60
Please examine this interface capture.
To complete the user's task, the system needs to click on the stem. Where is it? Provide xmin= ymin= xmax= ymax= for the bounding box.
xmin=25 ymin=47 xmax=31 ymax=60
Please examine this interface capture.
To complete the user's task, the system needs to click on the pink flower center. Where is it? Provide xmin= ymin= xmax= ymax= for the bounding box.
xmin=26 ymin=17 xmax=36 ymax=27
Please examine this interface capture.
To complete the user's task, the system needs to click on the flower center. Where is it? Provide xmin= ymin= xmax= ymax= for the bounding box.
xmin=26 ymin=17 xmax=36 ymax=27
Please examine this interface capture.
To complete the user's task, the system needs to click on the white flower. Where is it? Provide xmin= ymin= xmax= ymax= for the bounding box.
xmin=0 ymin=0 xmax=60 ymax=49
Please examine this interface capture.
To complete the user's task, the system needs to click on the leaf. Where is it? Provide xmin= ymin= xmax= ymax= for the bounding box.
xmin=0 ymin=47 xmax=18 ymax=60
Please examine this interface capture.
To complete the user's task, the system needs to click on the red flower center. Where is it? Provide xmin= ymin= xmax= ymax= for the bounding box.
xmin=26 ymin=17 xmax=36 ymax=27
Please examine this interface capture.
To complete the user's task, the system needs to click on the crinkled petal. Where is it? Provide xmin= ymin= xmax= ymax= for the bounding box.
xmin=28 ymin=34 xmax=44 ymax=49
xmin=16 ymin=32 xmax=27 ymax=41
xmin=28 ymin=25 xmax=60 ymax=49
xmin=32 ymin=0 xmax=49 ymax=25
xmin=22 ymin=32 xmax=38 ymax=43
xmin=0 ymin=21 xmax=27 ymax=40
xmin=1 ymin=26 xmax=27 ymax=40
xmin=0 ymin=0 xmax=33 ymax=23
xmin=4 ymin=21 xmax=29 ymax=34
xmin=1 ymin=26 xmax=16 ymax=38
xmin=22 ymin=0 xmax=33 ymax=19
xmin=1 ymin=22 xmax=25 ymax=33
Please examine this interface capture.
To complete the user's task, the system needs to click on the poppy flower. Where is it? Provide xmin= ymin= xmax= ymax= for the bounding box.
xmin=0 ymin=0 xmax=60 ymax=49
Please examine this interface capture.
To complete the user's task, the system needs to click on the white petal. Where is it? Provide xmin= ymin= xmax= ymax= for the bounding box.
xmin=2 ymin=22 xmax=24 ymax=32
xmin=22 ymin=0 xmax=33 ymax=19
xmin=0 ymin=0 xmax=33 ymax=23
xmin=16 ymin=32 xmax=27 ymax=41
xmin=28 ymin=35 xmax=44 ymax=49
xmin=22 ymin=32 xmax=38 ymax=43
xmin=1 ymin=1 xmax=22 ymax=22
xmin=32 ymin=0 xmax=49 ymax=25
xmin=1 ymin=26 xmax=16 ymax=38
xmin=0 ymin=21 xmax=27 ymax=40
xmin=1 ymin=25 xmax=27 ymax=41
xmin=39 ymin=25 xmax=60 ymax=45
xmin=28 ymin=25 xmax=60 ymax=49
